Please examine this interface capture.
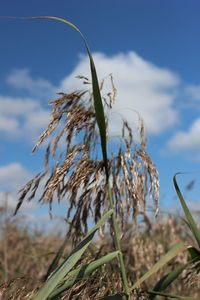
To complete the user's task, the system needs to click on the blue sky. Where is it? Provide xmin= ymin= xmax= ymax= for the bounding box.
xmin=0 ymin=0 xmax=200 ymax=224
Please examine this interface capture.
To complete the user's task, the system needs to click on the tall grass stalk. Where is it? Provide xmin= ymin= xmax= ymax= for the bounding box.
xmin=107 ymin=184 xmax=129 ymax=296
xmin=13 ymin=16 xmax=130 ymax=299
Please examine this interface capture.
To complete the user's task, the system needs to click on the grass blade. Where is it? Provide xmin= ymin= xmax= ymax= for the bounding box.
xmin=149 ymin=254 xmax=200 ymax=299
xmin=130 ymin=243 xmax=188 ymax=291
xmin=149 ymin=265 xmax=187 ymax=299
xmin=49 ymin=251 xmax=119 ymax=299
xmin=148 ymin=290 xmax=200 ymax=299
xmin=32 ymin=209 xmax=113 ymax=300
xmin=44 ymin=237 xmax=69 ymax=280
xmin=174 ymin=173 xmax=200 ymax=247
xmin=16 ymin=16 xmax=109 ymax=178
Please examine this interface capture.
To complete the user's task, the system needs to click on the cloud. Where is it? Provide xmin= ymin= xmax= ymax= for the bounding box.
xmin=0 ymin=70 xmax=58 ymax=143
xmin=23 ymin=110 xmax=50 ymax=137
xmin=59 ymin=51 xmax=180 ymax=135
xmin=0 ymin=114 xmax=19 ymax=135
xmin=7 ymin=69 xmax=56 ymax=99
xmin=166 ymin=118 xmax=200 ymax=153
xmin=0 ymin=162 xmax=37 ymax=214
xmin=0 ymin=95 xmax=40 ymax=116
xmin=1 ymin=52 xmax=180 ymax=144
xmin=0 ymin=95 xmax=50 ymax=141
xmin=0 ymin=162 xmax=32 ymax=190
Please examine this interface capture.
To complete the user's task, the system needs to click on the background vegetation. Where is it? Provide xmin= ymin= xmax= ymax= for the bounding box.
xmin=0 ymin=203 xmax=199 ymax=299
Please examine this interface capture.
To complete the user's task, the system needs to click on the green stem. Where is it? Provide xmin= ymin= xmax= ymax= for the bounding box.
xmin=107 ymin=183 xmax=130 ymax=298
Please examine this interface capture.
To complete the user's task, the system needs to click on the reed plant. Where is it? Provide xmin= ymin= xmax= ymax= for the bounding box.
xmin=2 ymin=16 xmax=200 ymax=299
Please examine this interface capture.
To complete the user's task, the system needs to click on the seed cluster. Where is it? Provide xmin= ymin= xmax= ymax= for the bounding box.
xmin=16 ymin=79 xmax=159 ymax=243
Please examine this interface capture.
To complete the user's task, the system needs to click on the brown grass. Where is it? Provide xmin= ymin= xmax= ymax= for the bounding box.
xmin=0 ymin=208 xmax=199 ymax=299
xmin=0 ymin=206 xmax=70 ymax=299
xmin=15 ymin=81 xmax=159 ymax=245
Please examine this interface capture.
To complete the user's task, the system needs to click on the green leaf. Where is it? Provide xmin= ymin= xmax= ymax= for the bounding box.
xmin=44 ymin=237 xmax=69 ymax=280
xmin=148 ymin=290 xmax=200 ymax=299
xmin=130 ymin=243 xmax=188 ymax=291
xmin=173 ymin=174 xmax=200 ymax=247
xmin=49 ymin=251 xmax=119 ymax=299
xmin=32 ymin=209 xmax=113 ymax=300
xmin=149 ymin=253 xmax=200 ymax=299
xmin=18 ymin=16 xmax=109 ymax=179
xmin=149 ymin=265 xmax=186 ymax=299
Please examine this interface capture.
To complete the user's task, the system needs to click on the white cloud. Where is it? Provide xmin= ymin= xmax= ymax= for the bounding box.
xmin=59 ymin=52 xmax=180 ymax=135
xmin=0 ymin=95 xmax=50 ymax=141
xmin=1 ymin=52 xmax=180 ymax=144
xmin=0 ymin=95 xmax=40 ymax=115
xmin=0 ymin=163 xmax=39 ymax=215
xmin=0 ymin=162 xmax=32 ymax=190
xmin=24 ymin=110 xmax=50 ymax=136
xmin=167 ymin=118 xmax=200 ymax=152
xmin=7 ymin=69 xmax=56 ymax=99
xmin=0 ymin=70 xmax=56 ymax=143
xmin=0 ymin=114 xmax=19 ymax=135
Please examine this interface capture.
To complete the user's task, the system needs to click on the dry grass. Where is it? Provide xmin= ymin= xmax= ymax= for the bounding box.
xmin=0 ymin=206 xmax=70 ymax=299
xmin=0 ymin=208 xmax=199 ymax=299
xmin=15 ymin=80 xmax=159 ymax=245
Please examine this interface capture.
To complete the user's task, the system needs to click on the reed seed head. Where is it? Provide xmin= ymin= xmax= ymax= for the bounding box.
xmin=16 ymin=78 xmax=159 ymax=243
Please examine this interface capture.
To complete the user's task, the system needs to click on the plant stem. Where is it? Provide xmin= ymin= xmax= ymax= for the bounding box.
xmin=107 ymin=183 xmax=130 ymax=298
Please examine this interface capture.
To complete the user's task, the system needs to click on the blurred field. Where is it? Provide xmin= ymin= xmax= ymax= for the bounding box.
xmin=0 ymin=204 xmax=199 ymax=299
